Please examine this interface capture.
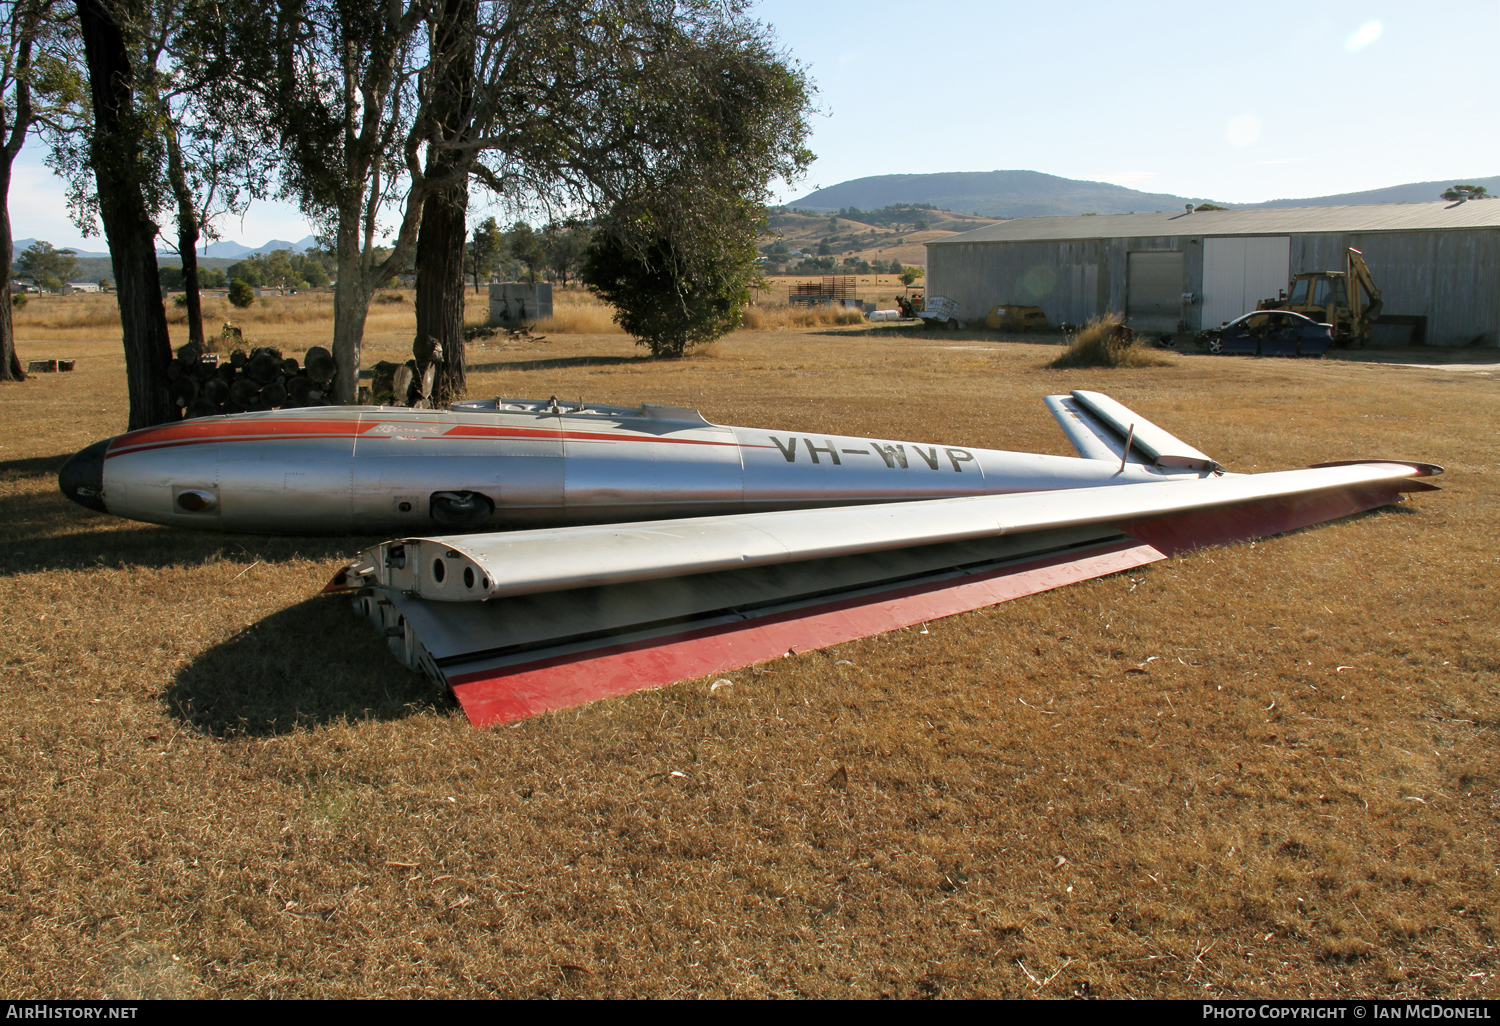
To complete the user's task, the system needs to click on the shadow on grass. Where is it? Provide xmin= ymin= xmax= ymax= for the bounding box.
xmin=0 ymin=487 xmax=378 ymax=577
xmin=0 ymin=453 xmax=73 ymax=478
xmin=164 ymin=594 xmax=455 ymax=737
xmin=465 ymin=354 xmax=655 ymax=374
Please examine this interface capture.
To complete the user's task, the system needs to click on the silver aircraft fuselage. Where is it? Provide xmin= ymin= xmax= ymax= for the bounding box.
xmin=59 ymin=397 xmax=1201 ymax=535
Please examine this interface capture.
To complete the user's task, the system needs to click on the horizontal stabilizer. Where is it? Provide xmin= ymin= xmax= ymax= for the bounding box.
xmin=1043 ymin=394 xmax=1149 ymax=465
xmin=1049 ymin=390 xmax=1220 ymax=473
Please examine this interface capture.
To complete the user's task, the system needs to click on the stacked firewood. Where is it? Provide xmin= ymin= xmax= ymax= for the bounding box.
xmin=171 ymin=340 xmax=338 ymax=419
xmin=368 ymin=336 xmax=447 ymax=408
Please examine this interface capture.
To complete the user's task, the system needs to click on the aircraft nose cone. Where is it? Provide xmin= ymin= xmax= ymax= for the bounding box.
xmin=59 ymin=438 xmax=110 ymax=513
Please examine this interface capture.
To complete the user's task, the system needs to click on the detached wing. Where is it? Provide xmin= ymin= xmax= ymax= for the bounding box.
xmin=333 ymin=460 xmax=1440 ymax=727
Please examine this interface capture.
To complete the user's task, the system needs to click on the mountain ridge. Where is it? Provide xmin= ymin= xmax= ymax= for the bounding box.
xmin=11 ymin=235 xmax=320 ymax=266
xmin=1241 ymin=176 xmax=1500 ymax=208
xmin=791 ymin=170 xmax=1500 ymax=218
xmin=791 ymin=170 xmax=1217 ymax=218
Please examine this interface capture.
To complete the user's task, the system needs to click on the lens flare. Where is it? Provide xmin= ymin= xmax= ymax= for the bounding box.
xmin=1346 ymin=21 xmax=1382 ymax=51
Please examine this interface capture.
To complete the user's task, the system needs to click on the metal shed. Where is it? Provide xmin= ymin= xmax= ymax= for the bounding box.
xmin=925 ymin=202 xmax=1500 ymax=346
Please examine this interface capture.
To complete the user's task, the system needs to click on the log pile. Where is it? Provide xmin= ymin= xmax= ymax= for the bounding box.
xmin=172 ymin=340 xmax=338 ymax=419
xmin=369 ymin=355 xmax=436 ymax=408
xmin=367 ymin=336 xmax=450 ymax=408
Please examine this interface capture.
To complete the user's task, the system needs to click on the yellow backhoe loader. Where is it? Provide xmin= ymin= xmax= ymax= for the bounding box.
xmin=1259 ymin=247 xmax=1383 ymax=346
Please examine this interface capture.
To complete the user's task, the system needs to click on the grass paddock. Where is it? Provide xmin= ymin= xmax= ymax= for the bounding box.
xmin=1 ymin=316 xmax=1497 ymax=998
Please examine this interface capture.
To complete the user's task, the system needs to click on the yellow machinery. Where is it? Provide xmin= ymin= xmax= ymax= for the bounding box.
xmin=1259 ymin=247 xmax=1383 ymax=345
xmin=986 ymin=304 xmax=1049 ymax=331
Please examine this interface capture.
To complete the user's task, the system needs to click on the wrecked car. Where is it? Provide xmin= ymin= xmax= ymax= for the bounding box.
xmin=1196 ymin=310 xmax=1333 ymax=357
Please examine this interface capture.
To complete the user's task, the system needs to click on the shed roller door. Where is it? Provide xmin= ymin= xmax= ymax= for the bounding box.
xmin=1127 ymin=251 xmax=1184 ymax=330
xmin=1202 ymin=236 xmax=1290 ymax=328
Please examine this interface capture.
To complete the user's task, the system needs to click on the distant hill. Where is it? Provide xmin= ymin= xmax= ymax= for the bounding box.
xmin=791 ymin=171 xmax=1220 ymax=218
xmin=11 ymin=238 xmax=111 ymax=260
xmin=1242 ymin=176 xmax=1500 ymax=208
xmin=12 ymin=236 xmax=319 ymax=286
xmin=157 ymin=235 xmax=319 ymax=258
xmin=792 ymin=170 xmax=1500 ymax=218
xmin=760 ymin=205 xmax=1000 ymax=269
xmin=15 ymin=235 xmax=318 ymax=264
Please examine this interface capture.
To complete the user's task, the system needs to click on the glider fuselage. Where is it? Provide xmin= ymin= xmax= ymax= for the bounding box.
xmin=61 ymin=397 xmax=1190 ymax=535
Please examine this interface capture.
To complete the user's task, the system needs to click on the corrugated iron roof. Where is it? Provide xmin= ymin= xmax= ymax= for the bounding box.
xmin=927 ymin=201 xmax=1500 ymax=245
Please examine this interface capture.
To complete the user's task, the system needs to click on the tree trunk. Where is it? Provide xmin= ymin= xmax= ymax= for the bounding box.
xmin=414 ymin=0 xmax=475 ymax=407
xmin=177 ymin=218 xmax=205 ymax=349
xmin=80 ymin=0 xmax=175 ymax=429
xmin=416 ymin=178 xmax=468 ymax=405
xmin=0 ymin=160 xmax=25 ymax=381
xmin=165 ymin=126 xmax=204 ymax=349
xmin=330 ymin=219 xmax=371 ymax=404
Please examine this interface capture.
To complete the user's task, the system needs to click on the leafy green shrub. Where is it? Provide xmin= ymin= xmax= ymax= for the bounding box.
xmin=581 ymin=230 xmax=752 ymax=358
xmin=228 ymin=279 xmax=255 ymax=308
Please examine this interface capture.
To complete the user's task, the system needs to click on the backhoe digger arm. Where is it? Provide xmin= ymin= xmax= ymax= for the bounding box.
xmin=1347 ymin=247 xmax=1383 ymax=325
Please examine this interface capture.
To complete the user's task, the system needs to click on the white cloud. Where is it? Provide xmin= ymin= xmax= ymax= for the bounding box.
xmin=1346 ymin=21 xmax=1382 ymax=52
xmin=1224 ymin=113 xmax=1263 ymax=148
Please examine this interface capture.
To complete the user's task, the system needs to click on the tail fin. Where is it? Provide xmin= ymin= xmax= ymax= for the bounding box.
xmin=1045 ymin=390 xmax=1222 ymax=473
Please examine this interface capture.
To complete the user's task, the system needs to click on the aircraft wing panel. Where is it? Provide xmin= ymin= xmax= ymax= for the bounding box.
xmin=337 ymin=458 xmax=1439 ymax=727
xmin=345 ymin=461 xmax=1435 ymax=603
xmin=360 ymin=533 xmax=1167 ymax=727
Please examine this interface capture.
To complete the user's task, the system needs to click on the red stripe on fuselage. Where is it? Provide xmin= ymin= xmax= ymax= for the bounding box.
xmin=105 ymin=418 xmax=372 ymax=458
xmin=105 ymin=416 xmax=779 ymax=458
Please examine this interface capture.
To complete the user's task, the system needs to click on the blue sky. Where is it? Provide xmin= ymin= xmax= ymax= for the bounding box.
xmin=12 ymin=0 xmax=1497 ymax=252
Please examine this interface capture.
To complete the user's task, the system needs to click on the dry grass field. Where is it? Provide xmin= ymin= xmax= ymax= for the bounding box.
xmin=2 ymin=301 xmax=1498 ymax=998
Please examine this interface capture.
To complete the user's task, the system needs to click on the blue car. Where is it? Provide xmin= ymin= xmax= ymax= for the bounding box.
xmin=1199 ymin=310 xmax=1334 ymax=357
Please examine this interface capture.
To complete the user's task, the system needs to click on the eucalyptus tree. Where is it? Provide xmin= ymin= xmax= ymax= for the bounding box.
xmin=45 ymin=0 xmax=266 ymax=399
xmin=578 ymin=11 xmax=815 ymax=356
xmin=464 ymin=215 xmax=501 ymax=293
xmin=419 ymin=1 xmax=813 ymax=400
xmin=413 ymin=0 xmax=475 ymax=403
xmin=76 ymin=0 xmax=179 ymax=427
xmin=542 ymin=221 xmax=588 ymax=287
xmin=206 ymin=0 xmax=428 ymax=401
xmin=0 ymin=0 xmax=85 ymax=383
xmin=136 ymin=1 xmax=267 ymax=350
xmin=15 ymin=241 xmax=80 ymax=291
xmin=209 ymin=0 xmax=814 ymax=404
